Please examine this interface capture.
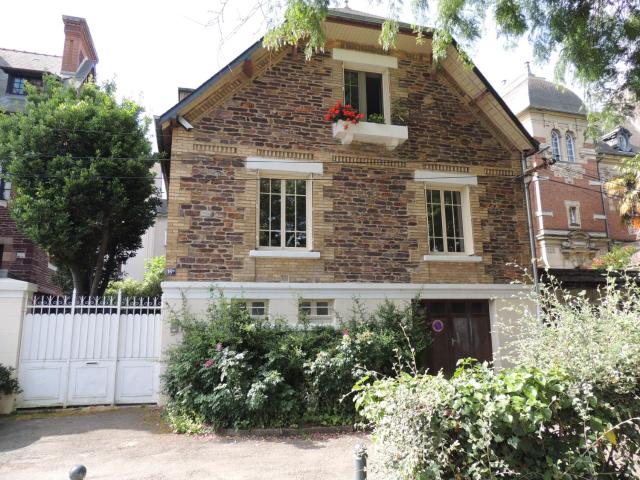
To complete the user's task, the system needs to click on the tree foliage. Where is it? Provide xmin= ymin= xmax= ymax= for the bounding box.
xmin=105 ymin=256 xmax=166 ymax=298
xmin=257 ymin=0 xmax=639 ymax=125
xmin=0 ymin=76 xmax=160 ymax=296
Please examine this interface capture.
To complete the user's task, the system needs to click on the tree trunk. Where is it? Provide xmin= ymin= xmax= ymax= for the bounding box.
xmin=69 ymin=264 xmax=90 ymax=297
xmin=89 ymin=226 xmax=110 ymax=296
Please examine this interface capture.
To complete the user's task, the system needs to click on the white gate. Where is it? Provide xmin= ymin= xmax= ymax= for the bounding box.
xmin=17 ymin=292 xmax=162 ymax=408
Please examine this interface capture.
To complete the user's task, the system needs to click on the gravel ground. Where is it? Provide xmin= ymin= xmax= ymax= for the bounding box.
xmin=0 ymin=406 xmax=372 ymax=480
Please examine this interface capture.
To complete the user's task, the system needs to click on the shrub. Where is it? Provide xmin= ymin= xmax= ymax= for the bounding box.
xmin=591 ymin=244 xmax=637 ymax=270
xmin=0 ymin=364 xmax=20 ymax=395
xmin=105 ymin=256 xmax=165 ymax=298
xmin=356 ymin=362 xmax=639 ymax=478
xmin=162 ymin=294 xmax=426 ymax=430
xmin=356 ymin=273 xmax=640 ymax=478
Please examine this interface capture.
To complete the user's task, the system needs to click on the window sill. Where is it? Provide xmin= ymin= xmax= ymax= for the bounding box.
xmin=249 ymin=250 xmax=321 ymax=259
xmin=422 ymin=255 xmax=482 ymax=263
xmin=332 ymin=120 xmax=408 ymax=150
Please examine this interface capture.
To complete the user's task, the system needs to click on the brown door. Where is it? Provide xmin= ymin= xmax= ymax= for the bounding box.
xmin=421 ymin=300 xmax=493 ymax=376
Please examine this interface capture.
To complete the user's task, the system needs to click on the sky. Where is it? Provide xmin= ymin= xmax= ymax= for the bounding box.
xmin=0 ymin=0 xmax=579 ymax=146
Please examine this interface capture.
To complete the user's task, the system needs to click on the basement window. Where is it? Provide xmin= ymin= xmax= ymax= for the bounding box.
xmin=247 ymin=300 xmax=268 ymax=318
xmin=299 ymin=300 xmax=333 ymax=324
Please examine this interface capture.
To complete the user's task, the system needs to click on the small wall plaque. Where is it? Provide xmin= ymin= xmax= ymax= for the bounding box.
xmin=165 ymin=268 xmax=176 ymax=276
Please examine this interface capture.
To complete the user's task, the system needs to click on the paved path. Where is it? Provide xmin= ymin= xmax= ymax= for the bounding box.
xmin=0 ymin=406 xmax=371 ymax=480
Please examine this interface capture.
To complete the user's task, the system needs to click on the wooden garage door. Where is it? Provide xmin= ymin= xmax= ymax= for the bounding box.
xmin=421 ymin=300 xmax=493 ymax=377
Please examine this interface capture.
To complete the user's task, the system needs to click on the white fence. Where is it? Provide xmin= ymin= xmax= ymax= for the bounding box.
xmin=18 ymin=292 xmax=162 ymax=408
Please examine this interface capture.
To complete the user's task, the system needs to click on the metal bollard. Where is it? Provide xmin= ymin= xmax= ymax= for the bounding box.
xmin=354 ymin=443 xmax=367 ymax=480
xmin=69 ymin=465 xmax=87 ymax=480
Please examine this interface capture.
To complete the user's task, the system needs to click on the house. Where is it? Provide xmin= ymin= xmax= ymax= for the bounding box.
xmin=0 ymin=15 xmax=98 ymax=293
xmin=156 ymin=7 xmax=540 ymax=374
xmin=120 ymin=165 xmax=168 ymax=281
xmin=502 ymin=67 xmax=639 ymax=285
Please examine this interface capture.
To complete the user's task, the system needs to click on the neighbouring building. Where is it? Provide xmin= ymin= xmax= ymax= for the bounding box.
xmin=156 ymin=7 xmax=540 ymax=374
xmin=120 ymin=163 xmax=168 ymax=281
xmin=502 ymin=67 xmax=639 ymax=284
xmin=0 ymin=15 xmax=98 ymax=293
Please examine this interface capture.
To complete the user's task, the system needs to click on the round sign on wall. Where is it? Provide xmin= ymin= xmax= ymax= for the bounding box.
xmin=432 ymin=319 xmax=445 ymax=333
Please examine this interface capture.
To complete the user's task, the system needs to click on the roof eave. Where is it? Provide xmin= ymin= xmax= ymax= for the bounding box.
xmin=156 ymin=38 xmax=263 ymax=128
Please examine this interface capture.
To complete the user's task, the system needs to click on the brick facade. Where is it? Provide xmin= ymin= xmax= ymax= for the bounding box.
xmin=164 ymin=44 xmax=530 ymax=285
xmin=0 ymin=204 xmax=58 ymax=293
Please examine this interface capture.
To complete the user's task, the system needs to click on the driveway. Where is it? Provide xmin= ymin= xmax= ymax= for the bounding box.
xmin=0 ymin=407 xmax=372 ymax=480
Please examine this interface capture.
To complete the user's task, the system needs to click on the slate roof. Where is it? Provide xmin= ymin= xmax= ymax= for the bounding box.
xmin=503 ymin=73 xmax=585 ymax=116
xmin=527 ymin=76 xmax=585 ymax=115
xmin=0 ymin=48 xmax=62 ymax=74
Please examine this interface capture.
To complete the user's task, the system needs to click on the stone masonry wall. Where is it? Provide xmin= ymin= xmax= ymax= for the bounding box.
xmin=166 ymin=43 xmax=530 ymax=285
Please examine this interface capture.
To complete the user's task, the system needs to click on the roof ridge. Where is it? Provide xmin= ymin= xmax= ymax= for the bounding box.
xmin=0 ymin=47 xmax=62 ymax=58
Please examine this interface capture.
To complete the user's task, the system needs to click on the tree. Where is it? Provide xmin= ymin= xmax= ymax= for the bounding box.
xmin=0 ymin=76 xmax=160 ymax=296
xmin=606 ymin=155 xmax=640 ymax=227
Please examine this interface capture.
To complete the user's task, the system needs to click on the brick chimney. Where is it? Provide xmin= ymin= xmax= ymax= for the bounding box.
xmin=61 ymin=16 xmax=98 ymax=74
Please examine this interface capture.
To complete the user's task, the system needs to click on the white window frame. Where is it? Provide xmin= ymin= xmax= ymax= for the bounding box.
xmin=247 ymin=300 xmax=269 ymax=319
xmin=551 ymin=130 xmax=562 ymax=162
xmin=565 ymin=131 xmax=576 ymax=163
xmin=414 ymin=171 xmax=476 ymax=258
xmin=333 ymin=49 xmax=395 ymax=125
xmin=425 ymin=188 xmax=471 ymax=255
xmin=565 ymin=201 xmax=581 ymax=228
xmin=299 ymin=300 xmax=334 ymax=324
xmin=255 ymin=175 xmax=313 ymax=251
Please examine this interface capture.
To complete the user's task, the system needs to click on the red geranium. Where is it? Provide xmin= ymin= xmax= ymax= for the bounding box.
xmin=325 ymin=100 xmax=364 ymax=128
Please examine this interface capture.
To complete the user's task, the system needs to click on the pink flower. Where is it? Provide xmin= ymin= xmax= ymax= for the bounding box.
xmin=216 ymin=343 xmax=223 ymax=351
xmin=342 ymin=328 xmax=350 ymax=337
xmin=203 ymin=359 xmax=215 ymax=369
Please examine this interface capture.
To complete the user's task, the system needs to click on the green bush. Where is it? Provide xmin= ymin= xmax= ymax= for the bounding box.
xmin=355 ymin=273 xmax=640 ymax=478
xmin=105 ymin=256 xmax=165 ymax=298
xmin=0 ymin=364 xmax=20 ymax=395
xmin=591 ymin=244 xmax=637 ymax=270
xmin=162 ymin=294 xmax=426 ymax=430
xmin=356 ymin=362 xmax=639 ymax=478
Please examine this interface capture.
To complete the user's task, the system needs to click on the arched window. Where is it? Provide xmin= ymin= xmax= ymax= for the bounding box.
xmin=551 ymin=130 xmax=561 ymax=162
xmin=565 ymin=132 xmax=576 ymax=163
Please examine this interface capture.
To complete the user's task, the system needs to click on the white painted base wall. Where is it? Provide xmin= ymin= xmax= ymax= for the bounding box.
xmin=161 ymin=281 xmax=533 ymax=370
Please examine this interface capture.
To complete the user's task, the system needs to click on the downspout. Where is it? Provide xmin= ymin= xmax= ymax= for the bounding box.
xmin=521 ymin=151 xmax=540 ymax=295
xmin=595 ymin=154 xmax=612 ymax=252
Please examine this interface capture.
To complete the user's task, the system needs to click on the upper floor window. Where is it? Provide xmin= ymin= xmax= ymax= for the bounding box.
xmin=344 ymin=70 xmax=383 ymax=121
xmin=426 ymin=189 xmax=465 ymax=253
xmin=566 ymin=202 xmax=581 ymax=227
xmin=551 ymin=130 xmax=562 ymax=162
xmin=6 ymin=74 xmax=42 ymax=96
xmin=259 ymin=178 xmax=308 ymax=249
xmin=565 ymin=132 xmax=576 ymax=163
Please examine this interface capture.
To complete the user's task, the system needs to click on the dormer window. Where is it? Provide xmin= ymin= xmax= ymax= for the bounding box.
xmin=618 ymin=132 xmax=630 ymax=151
xmin=6 ymin=73 xmax=42 ymax=96
xmin=344 ymin=70 xmax=383 ymax=121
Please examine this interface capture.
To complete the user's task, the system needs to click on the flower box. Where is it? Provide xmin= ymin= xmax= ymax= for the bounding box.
xmin=332 ymin=120 xmax=408 ymax=150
